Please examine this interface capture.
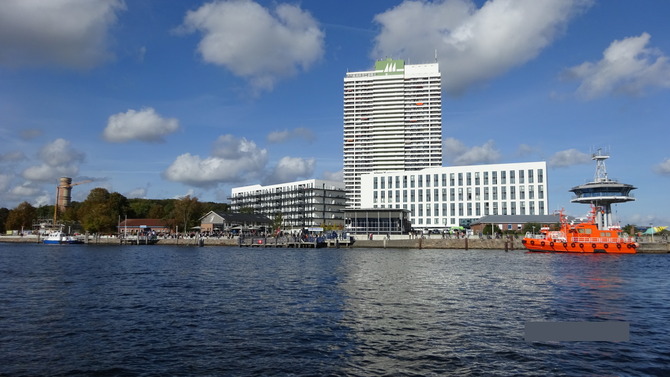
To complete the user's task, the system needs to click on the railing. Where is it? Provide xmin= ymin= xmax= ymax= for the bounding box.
xmin=572 ymin=236 xmax=636 ymax=244
xmin=524 ymin=232 xmax=636 ymax=244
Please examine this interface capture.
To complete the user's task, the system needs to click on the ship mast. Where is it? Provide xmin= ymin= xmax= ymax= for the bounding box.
xmin=593 ymin=150 xmax=609 ymax=183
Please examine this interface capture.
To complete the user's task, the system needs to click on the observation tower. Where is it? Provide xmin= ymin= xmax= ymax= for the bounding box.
xmin=569 ymin=149 xmax=636 ymax=229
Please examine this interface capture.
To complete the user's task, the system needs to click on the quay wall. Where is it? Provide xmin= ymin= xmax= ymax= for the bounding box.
xmin=2 ymin=235 xmax=668 ymax=253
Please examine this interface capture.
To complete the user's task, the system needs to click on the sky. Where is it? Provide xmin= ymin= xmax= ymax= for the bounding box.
xmin=1 ymin=0 xmax=670 ymax=226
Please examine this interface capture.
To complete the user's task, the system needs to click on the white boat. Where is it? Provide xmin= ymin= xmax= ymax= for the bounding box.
xmin=43 ymin=231 xmax=84 ymax=244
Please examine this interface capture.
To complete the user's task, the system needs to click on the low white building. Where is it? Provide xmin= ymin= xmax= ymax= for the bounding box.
xmin=229 ymin=179 xmax=347 ymax=229
xmin=359 ymin=161 xmax=549 ymax=229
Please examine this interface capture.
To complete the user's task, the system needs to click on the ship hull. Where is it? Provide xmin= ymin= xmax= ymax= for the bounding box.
xmin=522 ymin=239 xmax=637 ymax=254
xmin=43 ymin=231 xmax=84 ymax=245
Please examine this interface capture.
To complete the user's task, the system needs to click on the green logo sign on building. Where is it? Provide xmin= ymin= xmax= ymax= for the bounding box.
xmin=375 ymin=58 xmax=404 ymax=76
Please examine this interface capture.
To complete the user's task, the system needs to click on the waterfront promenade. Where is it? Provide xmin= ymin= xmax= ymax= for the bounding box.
xmin=2 ymin=234 xmax=669 ymax=253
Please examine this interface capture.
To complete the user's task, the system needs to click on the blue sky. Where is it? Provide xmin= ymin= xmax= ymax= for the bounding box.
xmin=1 ymin=0 xmax=669 ymax=226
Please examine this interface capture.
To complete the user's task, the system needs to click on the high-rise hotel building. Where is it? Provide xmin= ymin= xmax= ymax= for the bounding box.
xmin=344 ymin=59 xmax=442 ymax=208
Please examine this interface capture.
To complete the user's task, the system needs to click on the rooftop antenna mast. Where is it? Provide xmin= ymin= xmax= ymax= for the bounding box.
xmin=593 ymin=148 xmax=610 ymax=183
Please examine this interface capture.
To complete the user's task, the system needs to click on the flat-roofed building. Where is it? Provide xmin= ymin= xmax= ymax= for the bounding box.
xmin=343 ymin=208 xmax=412 ymax=235
xmin=359 ymin=161 xmax=549 ymax=229
xmin=229 ymin=179 xmax=346 ymax=229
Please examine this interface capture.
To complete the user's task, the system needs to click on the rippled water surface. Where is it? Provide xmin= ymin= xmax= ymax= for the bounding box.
xmin=1 ymin=243 xmax=668 ymax=376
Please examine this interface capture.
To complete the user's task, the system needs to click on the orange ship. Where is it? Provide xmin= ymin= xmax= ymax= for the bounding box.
xmin=521 ymin=207 xmax=638 ymax=254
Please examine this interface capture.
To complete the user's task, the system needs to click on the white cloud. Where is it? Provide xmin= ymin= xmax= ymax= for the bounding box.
xmin=654 ymin=158 xmax=670 ymax=176
xmin=22 ymin=164 xmax=80 ymax=182
xmin=21 ymin=138 xmax=85 ymax=182
xmin=0 ymin=151 xmax=26 ymax=163
xmin=38 ymin=138 xmax=85 ymax=167
xmin=267 ymin=127 xmax=316 ymax=143
xmin=33 ymin=193 xmax=52 ymax=207
xmin=179 ymin=0 xmax=324 ymax=93
xmin=322 ymin=170 xmax=343 ymax=182
xmin=625 ymin=213 xmax=670 ymax=228
xmin=443 ymin=138 xmax=501 ymax=165
xmin=0 ymin=0 xmax=125 ymax=68
xmin=443 ymin=137 xmax=468 ymax=157
xmin=548 ymin=148 xmax=591 ymax=168
xmin=264 ymin=157 xmax=315 ymax=185
xmin=103 ymin=107 xmax=180 ymax=143
xmin=516 ymin=144 xmax=538 ymax=157
xmin=1 ymin=180 xmax=50 ymax=208
xmin=0 ymin=177 xmax=53 ymax=209
xmin=0 ymin=174 xmax=11 ymax=192
xmin=564 ymin=33 xmax=670 ymax=99
xmin=372 ymin=0 xmax=590 ymax=95
xmin=267 ymin=130 xmax=291 ymax=143
xmin=19 ymin=129 xmax=42 ymax=140
xmin=163 ymin=135 xmax=268 ymax=187
xmin=9 ymin=183 xmax=42 ymax=197
xmin=125 ymin=187 xmax=148 ymax=199
xmin=174 ymin=189 xmax=197 ymax=200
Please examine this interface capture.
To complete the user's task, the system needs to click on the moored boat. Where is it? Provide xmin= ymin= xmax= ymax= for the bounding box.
xmin=43 ymin=231 xmax=84 ymax=245
xmin=521 ymin=207 xmax=637 ymax=254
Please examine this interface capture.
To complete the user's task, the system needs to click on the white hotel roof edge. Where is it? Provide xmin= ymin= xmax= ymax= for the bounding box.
xmin=231 ymin=178 xmax=345 ymax=194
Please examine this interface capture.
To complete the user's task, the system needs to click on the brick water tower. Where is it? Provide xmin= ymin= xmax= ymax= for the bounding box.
xmin=53 ymin=177 xmax=92 ymax=225
xmin=57 ymin=177 xmax=73 ymax=212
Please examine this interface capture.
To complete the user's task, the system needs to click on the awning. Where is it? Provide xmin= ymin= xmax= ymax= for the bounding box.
xmin=644 ymin=226 xmax=667 ymax=234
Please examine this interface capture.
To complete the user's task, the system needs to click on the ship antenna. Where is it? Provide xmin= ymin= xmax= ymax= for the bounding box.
xmin=592 ymin=148 xmax=610 ymax=183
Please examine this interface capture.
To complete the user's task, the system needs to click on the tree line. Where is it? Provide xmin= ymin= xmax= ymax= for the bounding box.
xmin=0 ymin=187 xmax=229 ymax=234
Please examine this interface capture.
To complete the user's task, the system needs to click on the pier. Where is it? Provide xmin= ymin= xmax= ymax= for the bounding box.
xmin=119 ymin=234 xmax=159 ymax=245
xmin=237 ymin=236 xmax=352 ymax=248
xmin=1 ymin=234 xmax=667 ymax=252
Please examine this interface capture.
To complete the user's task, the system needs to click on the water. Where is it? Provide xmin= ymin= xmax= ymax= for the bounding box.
xmin=0 ymin=243 xmax=668 ymax=376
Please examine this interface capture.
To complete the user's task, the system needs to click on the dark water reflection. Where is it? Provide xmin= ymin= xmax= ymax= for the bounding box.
xmin=0 ymin=244 xmax=668 ymax=376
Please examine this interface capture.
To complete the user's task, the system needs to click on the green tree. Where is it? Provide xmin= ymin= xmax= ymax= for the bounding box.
xmin=78 ymin=188 xmax=129 ymax=233
xmin=6 ymin=202 xmax=37 ymax=232
xmin=623 ymin=224 xmax=636 ymax=236
xmin=60 ymin=202 xmax=81 ymax=223
xmin=109 ymin=192 xmax=131 ymax=219
xmin=521 ymin=222 xmax=543 ymax=235
xmin=201 ymin=202 xmax=230 ymax=214
xmin=272 ymin=212 xmax=283 ymax=232
xmin=129 ymin=199 xmax=152 ymax=218
xmin=171 ymin=195 xmax=202 ymax=234
xmin=482 ymin=224 xmax=501 ymax=235
xmin=0 ymin=207 xmax=8 ymax=233
xmin=35 ymin=205 xmax=53 ymax=220
xmin=147 ymin=203 xmax=166 ymax=219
